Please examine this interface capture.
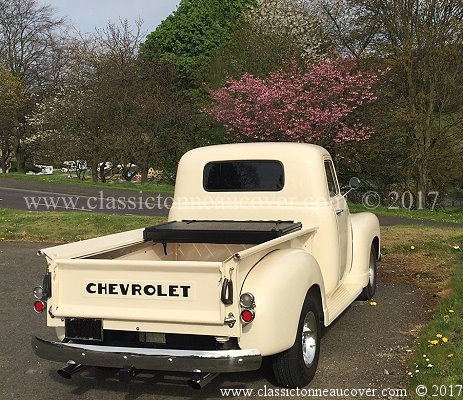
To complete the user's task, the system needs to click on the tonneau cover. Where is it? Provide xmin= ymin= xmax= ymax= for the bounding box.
xmin=143 ymin=220 xmax=302 ymax=244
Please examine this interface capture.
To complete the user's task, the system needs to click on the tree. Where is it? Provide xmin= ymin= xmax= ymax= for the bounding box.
xmin=31 ymin=20 xmax=197 ymax=183
xmin=208 ymin=58 xmax=383 ymax=150
xmin=203 ymin=0 xmax=328 ymax=88
xmin=129 ymin=58 xmax=197 ymax=182
xmin=246 ymin=0 xmax=326 ymax=61
xmin=315 ymin=0 xmax=377 ymax=59
xmin=317 ymin=0 xmax=463 ymax=196
xmin=141 ymin=0 xmax=254 ymax=80
xmin=0 ymin=67 xmax=25 ymax=172
xmin=0 ymin=0 xmax=65 ymax=172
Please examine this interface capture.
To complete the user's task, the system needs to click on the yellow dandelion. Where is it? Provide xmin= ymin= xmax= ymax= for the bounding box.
xmin=449 ymin=310 xmax=455 ymax=313
xmin=442 ymin=337 xmax=449 ymax=343
xmin=437 ymin=334 xmax=443 ymax=338
xmin=410 ymin=245 xmax=415 ymax=250
xmin=448 ymin=354 xmax=454 ymax=358
xmin=370 ymin=301 xmax=377 ymax=306
xmin=430 ymin=340 xmax=439 ymax=345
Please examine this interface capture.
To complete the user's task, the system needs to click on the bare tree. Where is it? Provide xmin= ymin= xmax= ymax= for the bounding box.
xmin=0 ymin=67 xmax=26 ymax=172
xmin=31 ymin=20 xmax=196 ymax=183
xmin=0 ymin=0 xmax=65 ymax=172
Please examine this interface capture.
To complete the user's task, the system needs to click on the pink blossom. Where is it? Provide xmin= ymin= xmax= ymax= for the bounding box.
xmin=208 ymin=58 xmax=385 ymax=144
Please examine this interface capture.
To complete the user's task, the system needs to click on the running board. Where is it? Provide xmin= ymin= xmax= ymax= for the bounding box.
xmin=325 ymin=283 xmax=362 ymax=325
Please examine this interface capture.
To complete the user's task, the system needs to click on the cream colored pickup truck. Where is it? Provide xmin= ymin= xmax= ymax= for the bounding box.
xmin=32 ymin=142 xmax=380 ymax=389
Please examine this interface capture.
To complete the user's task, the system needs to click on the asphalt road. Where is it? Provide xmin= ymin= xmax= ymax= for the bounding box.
xmin=1 ymin=242 xmax=431 ymax=400
xmin=1 ymin=178 xmax=462 ymax=228
xmin=0 ymin=178 xmax=170 ymax=217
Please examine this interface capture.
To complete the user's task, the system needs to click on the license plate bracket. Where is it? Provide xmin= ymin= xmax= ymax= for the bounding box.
xmin=65 ymin=318 xmax=103 ymax=342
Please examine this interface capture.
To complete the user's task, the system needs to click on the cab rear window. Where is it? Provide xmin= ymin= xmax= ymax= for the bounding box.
xmin=203 ymin=160 xmax=284 ymax=192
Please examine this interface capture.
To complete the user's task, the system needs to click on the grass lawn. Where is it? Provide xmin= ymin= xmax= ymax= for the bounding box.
xmin=349 ymin=202 xmax=463 ymax=224
xmin=0 ymin=208 xmax=166 ymax=242
xmin=0 ymin=172 xmax=175 ymax=194
xmin=407 ymin=247 xmax=463 ymax=398
xmin=380 ymin=226 xmax=463 ymax=398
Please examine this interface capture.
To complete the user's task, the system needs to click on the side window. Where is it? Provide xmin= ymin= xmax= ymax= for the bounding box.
xmin=324 ymin=160 xmax=340 ymax=197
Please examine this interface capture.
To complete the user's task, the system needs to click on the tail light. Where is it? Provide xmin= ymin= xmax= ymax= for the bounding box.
xmin=240 ymin=293 xmax=255 ymax=308
xmin=240 ymin=292 xmax=256 ymax=326
xmin=240 ymin=309 xmax=255 ymax=324
xmin=34 ymin=300 xmax=45 ymax=313
xmin=33 ymin=286 xmax=44 ymax=300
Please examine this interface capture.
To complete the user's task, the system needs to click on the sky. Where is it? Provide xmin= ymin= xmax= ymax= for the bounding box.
xmin=39 ymin=0 xmax=181 ymax=34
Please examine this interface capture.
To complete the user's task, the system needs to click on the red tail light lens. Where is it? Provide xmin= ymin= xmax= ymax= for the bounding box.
xmin=34 ymin=300 xmax=45 ymax=313
xmin=240 ymin=309 xmax=255 ymax=324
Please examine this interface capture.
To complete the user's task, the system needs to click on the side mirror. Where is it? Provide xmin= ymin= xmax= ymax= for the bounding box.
xmin=343 ymin=177 xmax=361 ymax=198
xmin=349 ymin=177 xmax=360 ymax=190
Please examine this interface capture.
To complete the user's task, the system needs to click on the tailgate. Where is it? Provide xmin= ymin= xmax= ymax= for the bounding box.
xmin=50 ymin=259 xmax=234 ymax=325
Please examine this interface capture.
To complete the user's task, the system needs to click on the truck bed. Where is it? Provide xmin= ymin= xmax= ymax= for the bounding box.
xmin=39 ymin=222 xmax=315 ymax=337
xmin=143 ymin=220 xmax=302 ymax=244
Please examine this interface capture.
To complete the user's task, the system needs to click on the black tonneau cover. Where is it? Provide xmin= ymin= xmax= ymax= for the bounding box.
xmin=143 ymin=220 xmax=302 ymax=244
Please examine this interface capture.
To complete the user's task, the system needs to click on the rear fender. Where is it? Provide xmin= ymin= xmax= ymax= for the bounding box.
xmin=349 ymin=212 xmax=380 ymax=286
xmin=238 ymin=249 xmax=325 ymax=356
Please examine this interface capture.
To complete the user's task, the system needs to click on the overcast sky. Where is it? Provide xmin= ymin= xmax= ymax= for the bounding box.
xmin=40 ymin=0 xmax=181 ymax=34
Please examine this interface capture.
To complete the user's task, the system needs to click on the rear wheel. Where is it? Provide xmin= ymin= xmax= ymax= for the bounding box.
xmin=358 ymin=244 xmax=377 ymax=301
xmin=272 ymin=291 xmax=321 ymax=388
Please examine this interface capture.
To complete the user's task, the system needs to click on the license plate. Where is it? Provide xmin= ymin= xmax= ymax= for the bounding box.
xmin=140 ymin=332 xmax=166 ymax=344
xmin=65 ymin=318 xmax=103 ymax=341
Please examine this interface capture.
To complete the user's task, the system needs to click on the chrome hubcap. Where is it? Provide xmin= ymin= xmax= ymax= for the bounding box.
xmin=301 ymin=311 xmax=317 ymax=368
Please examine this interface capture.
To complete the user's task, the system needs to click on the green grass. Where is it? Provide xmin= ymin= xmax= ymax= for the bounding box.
xmin=379 ymin=226 xmax=463 ymax=398
xmin=406 ymin=237 xmax=463 ymax=399
xmin=349 ymin=202 xmax=463 ymax=224
xmin=0 ymin=172 xmax=175 ymax=194
xmin=0 ymin=208 xmax=166 ymax=243
xmin=408 ymin=264 xmax=463 ymax=398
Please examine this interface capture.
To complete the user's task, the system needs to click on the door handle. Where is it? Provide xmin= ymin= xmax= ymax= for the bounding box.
xmin=336 ymin=209 xmax=344 ymax=215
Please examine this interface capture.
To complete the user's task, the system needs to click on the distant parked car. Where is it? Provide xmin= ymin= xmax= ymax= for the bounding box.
xmin=117 ymin=163 xmax=139 ymax=181
xmin=62 ymin=160 xmax=88 ymax=174
xmin=34 ymin=165 xmax=54 ymax=175
xmin=97 ymin=161 xmax=113 ymax=172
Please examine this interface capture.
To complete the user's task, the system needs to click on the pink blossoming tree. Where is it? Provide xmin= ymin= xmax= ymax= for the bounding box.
xmin=208 ymin=58 xmax=383 ymax=144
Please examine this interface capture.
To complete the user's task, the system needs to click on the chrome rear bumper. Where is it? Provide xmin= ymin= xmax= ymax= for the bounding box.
xmin=32 ymin=336 xmax=262 ymax=373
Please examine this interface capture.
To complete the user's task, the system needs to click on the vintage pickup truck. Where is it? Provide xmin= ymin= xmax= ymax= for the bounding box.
xmin=32 ymin=142 xmax=380 ymax=389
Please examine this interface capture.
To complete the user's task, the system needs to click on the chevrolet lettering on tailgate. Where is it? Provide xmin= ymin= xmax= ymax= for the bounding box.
xmin=85 ymin=282 xmax=192 ymax=297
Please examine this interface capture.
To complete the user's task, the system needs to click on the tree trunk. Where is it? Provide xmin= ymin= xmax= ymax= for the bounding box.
xmin=416 ymin=162 xmax=429 ymax=202
xmin=92 ymin=164 xmax=98 ymax=182
xmin=16 ymin=145 xmax=26 ymax=173
xmin=1 ymin=148 xmax=10 ymax=173
xmin=77 ymin=168 xmax=86 ymax=180
xmin=141 ymin=166 xmax=148 ymax=183
xmin=99 ymin=163 xmax=106 ymax=183
xmin=1 ymin=158 xmax=8 ymax=173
